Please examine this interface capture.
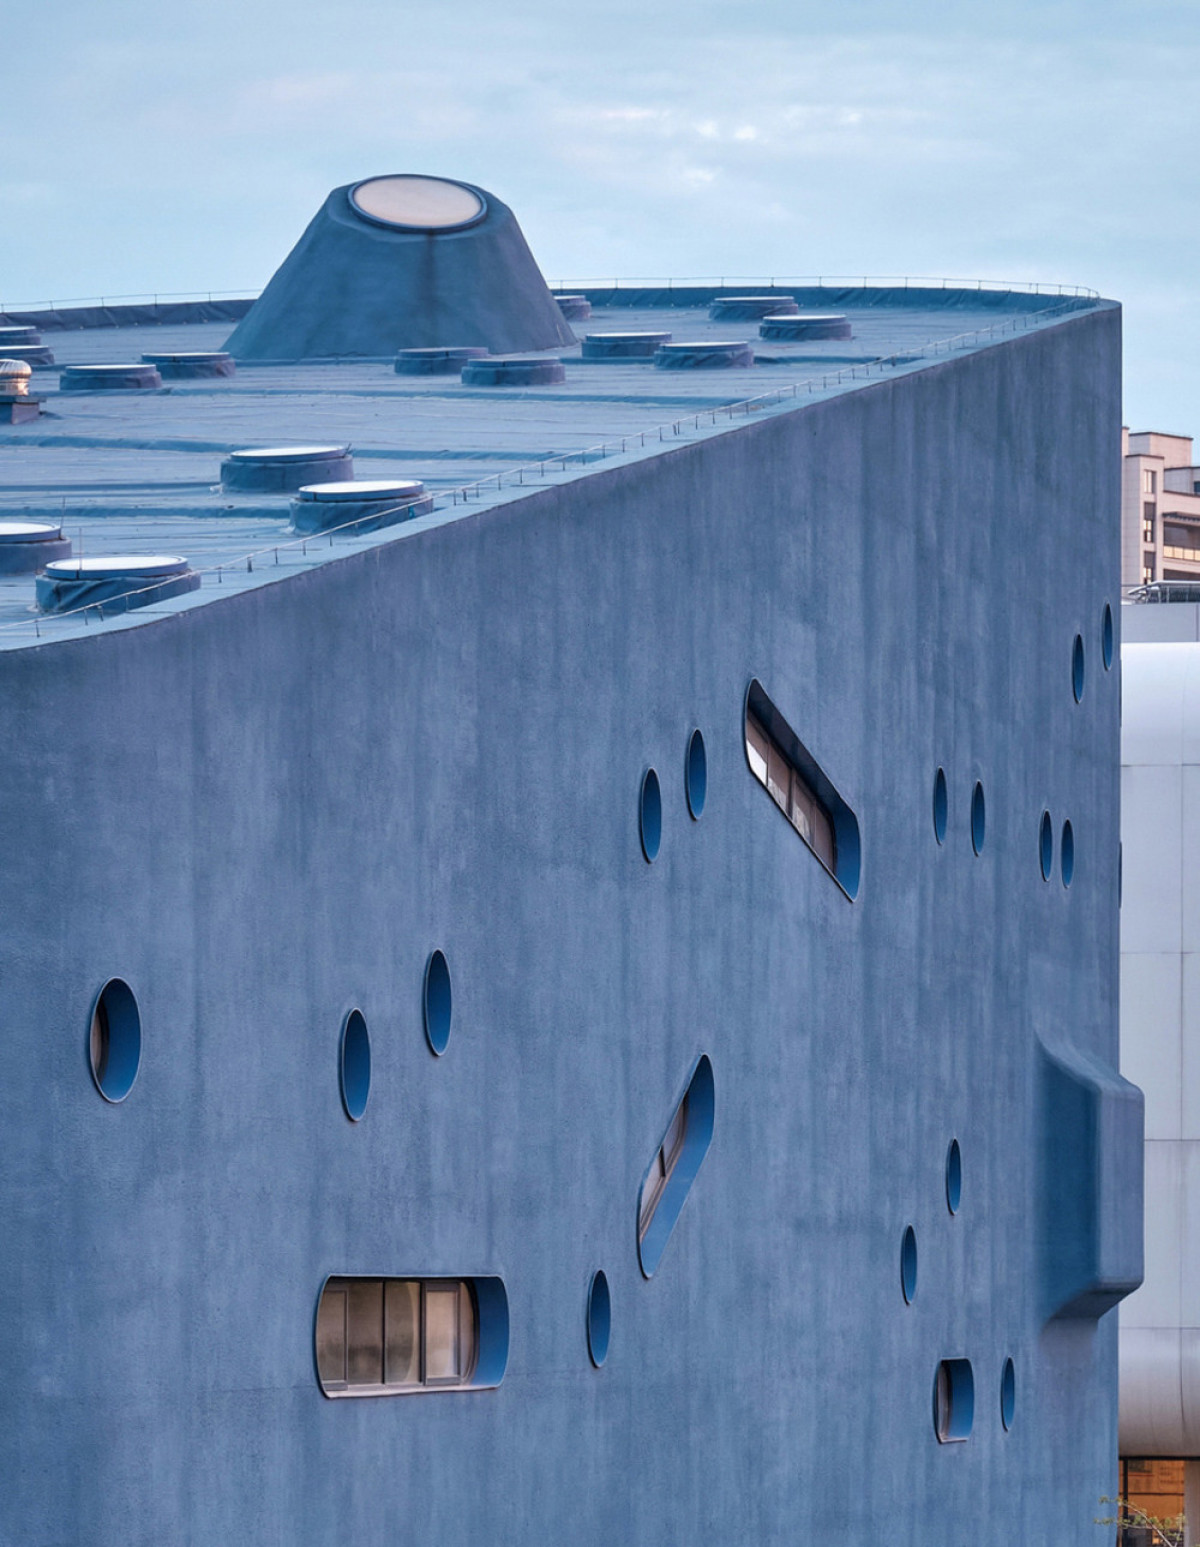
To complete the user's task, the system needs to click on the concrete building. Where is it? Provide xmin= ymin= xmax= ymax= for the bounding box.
xmin=1122 ymin=430 xmax=1200 ymax=589
xmin=0 ymin=177 xmax=1141 ymax=1546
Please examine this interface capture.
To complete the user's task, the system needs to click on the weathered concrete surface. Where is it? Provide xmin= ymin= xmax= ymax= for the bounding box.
xmin=0 ymin=305 xmax=1134 ymax=1545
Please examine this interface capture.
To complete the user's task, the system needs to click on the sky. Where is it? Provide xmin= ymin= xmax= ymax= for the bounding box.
xmin=2 ymin=0 xmax=1198 ymax=433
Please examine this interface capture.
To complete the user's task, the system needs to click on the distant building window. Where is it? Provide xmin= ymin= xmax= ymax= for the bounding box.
xmin=316 ymin=1277 xmax=482 ymax=1396
xmin=744 ymin=679 xmax=861 ymax=898
xmin=1143 ymin=506 xmax=1156 ymax=541
xmin=1143 ymin=469 xmax=1157 ymax=495
xmin=1143 ymin=552 xmax=1156 ymax=582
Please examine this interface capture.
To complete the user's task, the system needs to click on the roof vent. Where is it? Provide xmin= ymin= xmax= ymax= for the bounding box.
xmin=290 ymin=479 xmax=433 ymax=535
xmin=36 ymin=554 xmax=200 ymax=615
xmin=1 ymin=342 xmax=55 ymax=366
xmin=554 ymin=294 xmax=592 ymax=320
xmin=225 ymin=175 xmax=574 ymax=362
xmin=709 ymin=295 xmax=799 ymax=321
xmin=140 ymin=351 xmax=235 ymax=379
xmin=0 ymin=360 xmax=42 ymax=423
xmin=759 ymin=313 xmax=852 ymax=342
xmin=654 ymin=340 xmax=754 ymax=370
xmin=394 ymin=346 xmax=489 ymax=376
xmin=581 ymin=332 xmax=672 ymax=360
xmin=0 ymin=325 xmax=41 ymax=347
xmin=0 ymin=520 xmax=71 ymax=573
xmin=461 ymin=356 xmax=566 ymax=386
xmin=220 ymin=445 xmax=353 ymax=494
xmin=59 ymin=363 xmax=162 ymax=392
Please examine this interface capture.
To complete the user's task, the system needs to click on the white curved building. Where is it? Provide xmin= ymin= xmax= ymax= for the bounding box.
xmin=1121 ymin=597 xmax=1200 ymax=1538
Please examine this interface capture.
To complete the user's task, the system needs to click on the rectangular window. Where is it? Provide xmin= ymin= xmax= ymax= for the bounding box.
xmin=317 ymin=1278 xmax=478 ymax=1396
xmin=1144 ymin=469 xmax=1158 ymax=494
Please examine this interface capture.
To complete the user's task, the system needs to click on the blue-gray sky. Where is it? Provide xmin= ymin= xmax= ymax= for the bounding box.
xmin=3 ymin=0 xmax=1198 ymax=433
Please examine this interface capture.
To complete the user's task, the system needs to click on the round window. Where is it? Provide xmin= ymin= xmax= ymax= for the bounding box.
xmin=340 ymin=1009 xmax=371 ymax=1121
xmin=686 ymin=730 xmax=707 ymax=820
xmin=424 ymin=949 xmax=453 ymax=1056
xmin=971 ymin=783 xmax=986 ymax=856
xmin=587 ymin=1269 xmax=611 ymax=1367
xmin=640 ymin=768 xmax=662 ymax=862
xmin=932 ymin=767 xmax=948 ymax=845
xmin=901 ymin=1226 xmax=918 ymax=1304
xmin=89 ymin=978 xmax=141 ymax=1103
xmin=945 ymin=1138 xmax=962 ymax=1214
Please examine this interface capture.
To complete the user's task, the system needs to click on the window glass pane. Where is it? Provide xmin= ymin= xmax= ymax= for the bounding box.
xmin=766 ymin=742 xmax=790 ymax=810
xmin=662 ymin=1097 xmax=688 ymax=1172
xmin=746 ymin=715 xmax=769 ymax=783
xmin=458 ymin=1283 xmax=477 ymax=1382
xmin=316 ymin=1286 xmax=347 ymax=1387
xmin=384 ymin=1279 xmax=421 ymax=1386
xmin=346 ymin=1279 xmax=384 ymax=1387
xmin=424 ymin=1283 xmax=463 ymax=1384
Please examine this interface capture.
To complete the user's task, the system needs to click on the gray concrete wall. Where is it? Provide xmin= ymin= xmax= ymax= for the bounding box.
xmin=0 ymin=306 xmax=1130 ymax=1545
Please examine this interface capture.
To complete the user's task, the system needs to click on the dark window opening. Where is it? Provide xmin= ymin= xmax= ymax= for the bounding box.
xmin=744 ymin=679 xmax=860 ymax=898
xmin=637 ymin=1055 xmax=716 ymax=1278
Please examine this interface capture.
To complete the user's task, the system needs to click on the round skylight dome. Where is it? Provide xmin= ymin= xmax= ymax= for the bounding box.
xmin=349 ymin=175 xmax=486 ymax=232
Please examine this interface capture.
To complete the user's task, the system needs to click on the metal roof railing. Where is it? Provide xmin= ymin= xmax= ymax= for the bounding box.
xmin=0 ymin=275 xmax=1102 ymax=315
xmin=552 ymin=275 xmax=1102 ymax=300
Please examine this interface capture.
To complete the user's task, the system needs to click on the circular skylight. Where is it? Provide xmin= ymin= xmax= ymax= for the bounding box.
xmin=0 ymin=521 xmax=62 ymax=541
xmin=45 ymin=555 xmax=190 ymax=579
xmin=350 ymin=175 xmax=486 ymax=231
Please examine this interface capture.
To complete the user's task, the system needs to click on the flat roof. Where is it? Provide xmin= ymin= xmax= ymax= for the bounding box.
xmin=0 ymin=286 xmax=1109 ymax=652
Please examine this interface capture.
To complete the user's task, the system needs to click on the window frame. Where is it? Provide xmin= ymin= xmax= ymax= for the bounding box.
xmin=315 ymin=1276 xmax=480 ymax=1397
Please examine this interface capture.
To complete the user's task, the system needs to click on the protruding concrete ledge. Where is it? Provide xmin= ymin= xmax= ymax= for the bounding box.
xmin=554 ymin=294 xmax=592 ymax=319
xmin=461 ymin=357 xmax=567 ymax=386
xmin=36 ymin=554 xmax=200 ymax=615
xmin=709 ymin=296 xmax=800 ymax=321
xmin=290 ymin=479 xmax=433 ymax=535
xmin=220 ymin=445 xmax=353 ymax=494
xmin=580 ymin=332 xmax=672 ymax=360
xmin=59 ymin=363 xmax=161 ymax=391
xmin=759 ymin=313 xmax=853 ymax=341
xmin=395 ymin=347 xmax=489 ymax=376
xmin=654 ymin=340 xmax=755 ymax=370
xmin=141 ymin=351 xmax=236 ymax=379
xmin=0 ymin=520 xmax=71 ymax=572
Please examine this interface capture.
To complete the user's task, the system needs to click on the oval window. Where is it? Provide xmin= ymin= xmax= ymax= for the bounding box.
xmin=971 ymin=783 xmax=986 ymax=856
xmin=1040 ymin=810 xmax=1053 ymax=881
xmin=932 ymin=767 xmax=948 ymax=845
xmin=424 ymin=949 xmax=453 ymax=1056
xmin=89 ymin=978 xmax=141 ymax=1103
xmin=340 ymin=1009 xmax=371 ymax=1121
xmin=640 ymin=767 xmax=662 ymax=862
xmin=901 ymin=1225 xmax=918 ymax=1304
xmin=587 ymin=1270 xmax=611 ymax=1367
xmin=686 ymin=729 xmax=707 ymax=820
xmin=1061 ymin=820 xmax=1075 ymax=888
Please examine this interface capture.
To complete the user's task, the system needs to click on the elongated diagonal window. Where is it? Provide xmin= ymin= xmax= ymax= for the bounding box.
xmin=744 ymin=679 xmax=861 ymax=899
xmin=637 ymin=1055 xmax=715 ymax=1278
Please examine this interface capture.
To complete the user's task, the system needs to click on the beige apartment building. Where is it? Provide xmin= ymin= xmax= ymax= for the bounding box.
xmin=1123 ymin=429 xmax=1200 ymax=589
